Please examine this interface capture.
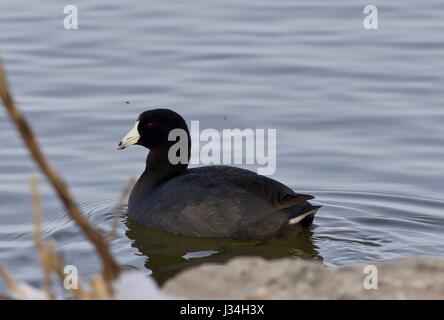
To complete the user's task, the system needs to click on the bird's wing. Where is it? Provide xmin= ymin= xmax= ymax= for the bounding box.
xmin=196 ymin=166 xmax=314 ymax=210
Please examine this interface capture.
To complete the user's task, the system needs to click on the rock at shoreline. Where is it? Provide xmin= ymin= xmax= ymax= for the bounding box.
xmin=163 ymin=256 xmax=444 ymax=299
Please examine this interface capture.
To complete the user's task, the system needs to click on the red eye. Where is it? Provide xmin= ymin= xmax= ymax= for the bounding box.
xmin=145 ymin=122 xmax=154 ymax=129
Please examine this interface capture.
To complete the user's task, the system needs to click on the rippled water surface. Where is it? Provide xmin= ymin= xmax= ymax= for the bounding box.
xmin=1 ymin=1 xmax=444 ymax=291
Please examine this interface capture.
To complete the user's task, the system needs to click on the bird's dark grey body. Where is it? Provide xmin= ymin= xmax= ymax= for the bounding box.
xmin=119 ymin=109 xmax=320 ymax=240
xmin=128 ymin=165 xmax=319 ymax=239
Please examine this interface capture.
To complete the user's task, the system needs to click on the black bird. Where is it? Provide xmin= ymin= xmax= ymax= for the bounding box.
xmin=118 ymin=109 xmax=320 ymax=239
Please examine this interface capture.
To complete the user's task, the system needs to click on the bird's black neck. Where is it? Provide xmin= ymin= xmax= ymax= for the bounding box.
xmin=144 ymin=147 xmax=188 ymax=187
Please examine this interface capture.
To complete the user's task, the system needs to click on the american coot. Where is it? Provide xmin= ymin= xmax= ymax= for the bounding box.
xmin=118 ymin=109 xmax=320 ymax=239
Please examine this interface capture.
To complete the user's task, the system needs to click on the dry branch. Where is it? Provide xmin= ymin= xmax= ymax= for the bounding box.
xmin=0 ymin=60 xmax=121 ymax=284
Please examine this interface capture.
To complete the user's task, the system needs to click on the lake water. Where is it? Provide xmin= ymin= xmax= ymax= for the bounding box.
xmin=1 ymin=1 xmax=444 ymax=292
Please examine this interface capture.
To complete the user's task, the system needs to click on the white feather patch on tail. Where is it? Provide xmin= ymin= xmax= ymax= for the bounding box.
xmin=288 ymin=209 xmax=316 ymax=225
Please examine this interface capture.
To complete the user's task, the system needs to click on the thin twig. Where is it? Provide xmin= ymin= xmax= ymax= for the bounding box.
xmin=0 ymin=268 xmax=25 ymax=298
xmin=109 ymin=178 xmax=135 ymax=241
xmin=90 ymin=275 xmax=111 ymax=299
xmin=0 ymin=60 xmax=121 ymax=284
xmin=44 ymin=239 xmax=86 ymax=299
xmin=30 ymin=175 xmax=54 ymax=299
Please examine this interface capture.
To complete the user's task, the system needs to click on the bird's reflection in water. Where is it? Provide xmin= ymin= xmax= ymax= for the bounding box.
xmin=125 ymin=218 xmax=322 ymax=285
